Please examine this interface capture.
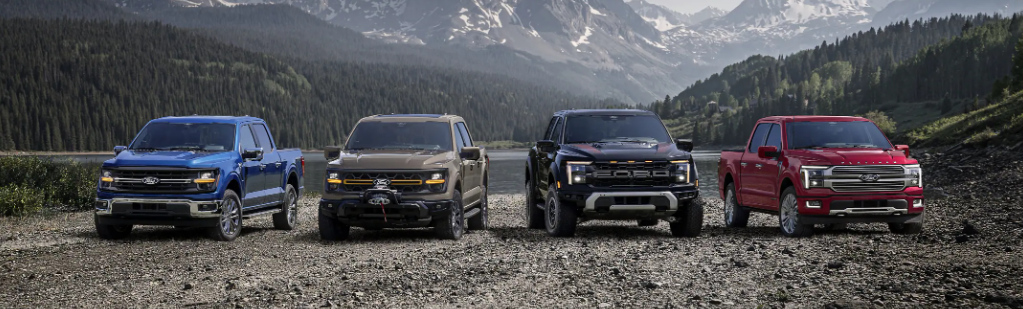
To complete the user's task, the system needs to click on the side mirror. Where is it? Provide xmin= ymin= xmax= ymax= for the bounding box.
xmin=460 ymin=146 xmax=482 ymax=160
xmin=113 ymin=146 xmax=127 ymax=156
xmin=536 ymin=140 xmax=556 ymax=152
xmin=894 ymin=144 xmax=910 ymax=157
xmin=324 ymin=146 xmax=341 ymax=160
xmin=757 ymin=145 xmax=780 ymax=159
xmin=242 ymin=148 xmax=263 ymax=161
xmin=675 ymin=138 xmax=694 ymax=152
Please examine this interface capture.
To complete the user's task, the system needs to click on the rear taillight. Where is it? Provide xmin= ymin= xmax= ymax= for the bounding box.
xmin=301 ymin=157 xmax=305 ymax=174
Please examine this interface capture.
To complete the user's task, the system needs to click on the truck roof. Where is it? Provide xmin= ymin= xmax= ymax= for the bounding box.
xmin=761 ymin=115 xmax=870 ymax=123
xmin=358 ymin=114 xmax=465 ymax=123
xmin=151 ymin=115 xmax=264 ymax=124
xmin=553 ymin=109 xmax=655 ymax=117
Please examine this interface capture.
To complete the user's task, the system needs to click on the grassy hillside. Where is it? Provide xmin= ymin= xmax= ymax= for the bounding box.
xmin=907 ymin=90 xmax=1023 ymax=147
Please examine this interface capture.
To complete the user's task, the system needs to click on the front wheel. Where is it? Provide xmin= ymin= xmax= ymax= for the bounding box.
xmin=779 ymin=187 xmax=813 ymax=237
xmin=670 ymin=199 xmax=703 ymax=237
xmin=545 ymin=183 xmax=577 ymax=237
xmin=435 ymin=190 xmax=465 ymax=240
xmin=272 ymin=184 xmax=298 ymax=230
xmin=209 ymin=190 xmax=242 ymax=241
xmin=467 ymin=185 xmax=489 ymax=231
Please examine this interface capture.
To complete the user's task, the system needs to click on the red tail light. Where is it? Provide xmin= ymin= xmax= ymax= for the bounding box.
xmin=301 ymin=157 xmax=305 ymax=174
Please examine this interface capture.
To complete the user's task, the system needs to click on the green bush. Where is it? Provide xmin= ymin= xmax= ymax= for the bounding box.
xmin=0 ymin=184 xmax=46 ymax=216
xmin=0 ymin=156 xmax=100 ymax=215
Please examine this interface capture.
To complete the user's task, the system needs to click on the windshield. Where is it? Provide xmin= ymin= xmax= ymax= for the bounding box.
xmin=564 ymin=114 xmax=671 ymax=144
xmin=787 ymin=121 xmax=893 ymax=149
xmin=345 ymin=121 xmax=453 ymax=151
xmin=129 ymin=122 xmax=236 ymax=151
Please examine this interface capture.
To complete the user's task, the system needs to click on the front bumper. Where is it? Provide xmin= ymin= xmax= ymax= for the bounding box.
xmin=557 ymin=185 xmax=700 ymax=220
xmin=796 ymin=189 xmax=925 ymax=225
xmin=93 ymin=198 xmax=222 ymax=227
xmin=320 ymin=198 xmax=454 ymax=228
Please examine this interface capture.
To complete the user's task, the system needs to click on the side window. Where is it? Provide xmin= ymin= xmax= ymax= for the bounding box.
xmin=549 ymin=118 xmax=564 ymax=143
xmin=456 ymin=122 xmax=473 ymax=146
xmin=239 ymin=125 xmax=257 ymax=151
xmin=747 ymin=123 xmax=772 ymax=152
xmin=453 ymin=125 xmax=466 ymax=152
xmin=543 ymin=117 xmax=559 ymax=140
xmin=765 ymin=124 xmax=782 ymax=149
xmin=252 ymin=123 xmax=274 ymax=151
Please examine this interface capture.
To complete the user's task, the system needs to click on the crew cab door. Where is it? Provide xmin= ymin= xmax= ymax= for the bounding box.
xmin=756 ymin=123 xmax=784 ymax=210
xmin=454 ymin=122 xmax=482 ymax=205
xmin=537 ymin=116 xmax=563 ymax=199
xmin=238 ymin=124 xmax=266 ymax=208
xmin=739 ymin=123 xmax=771 ymax=207
xmin=251 ymin=123 xmax=284 ymax=205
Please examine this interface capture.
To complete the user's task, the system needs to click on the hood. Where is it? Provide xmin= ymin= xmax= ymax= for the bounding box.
xmin=559 ymin=142 xmax=691 ymax=161
xmin=329 ymin=149 xmax=456 ymax=170
xmin=786 ymin=148 xmax=917 ymax=165
xmin=103 ymin=150 xmax=236 ymax=168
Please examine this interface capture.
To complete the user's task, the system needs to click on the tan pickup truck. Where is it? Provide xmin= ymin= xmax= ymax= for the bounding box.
xmin=318 ymin=114 xmax=490 ymax=241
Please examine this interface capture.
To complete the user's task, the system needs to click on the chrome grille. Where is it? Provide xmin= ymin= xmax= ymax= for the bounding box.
xmin=592 ymin=162 xmax=673 ymax=187
xmin=827 ymin=165 xmax=907 ymax=193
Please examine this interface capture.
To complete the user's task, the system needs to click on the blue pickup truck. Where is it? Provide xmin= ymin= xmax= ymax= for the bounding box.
xmin=93 ymin=116 xmax=305 ymax=241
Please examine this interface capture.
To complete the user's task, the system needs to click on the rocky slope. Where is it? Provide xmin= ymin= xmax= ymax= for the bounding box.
xmin=2 ymin=146 xmax=1022 ymax=307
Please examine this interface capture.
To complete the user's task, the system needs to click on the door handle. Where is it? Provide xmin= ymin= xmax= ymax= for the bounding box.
xmin=740 ymin=162 xmax=747 ymax=167
xmin=755 ymin=164 xmax=763 ymax=168
xmin=275 ymin=162 xmax=281 ymax=168
xmin=259 ymin=164 xmax=266 ymax=171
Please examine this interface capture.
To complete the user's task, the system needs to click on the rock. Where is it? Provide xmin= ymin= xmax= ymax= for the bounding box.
xmin=746 ymin=245 xmax=756 ymax=252
xmin=353 ymin=292 xmax=365 ymax=297
xmin=643 ymin=281 xmax=661 ymax=289
xmin=733 ymin=260 xmax=750 ymax=268
xmin=709 ymin=299 xmax=723 ymax=305
xmin=827 ymin=261 xmax=844 ymax=269
xmin=782 ymin=248 xmax=795 ymax=255
xmin=961 ymin=221 xmax=979 ymax=235
xmin=183 ymin=282 xmax=194 ymax=290
xmin=597 ymin=303 xmax=612 ymax=308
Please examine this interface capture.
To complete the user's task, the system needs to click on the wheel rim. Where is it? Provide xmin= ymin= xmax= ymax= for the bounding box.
xmin=724 ymin=189 xmax=735 ymax=225
xmin=547 ymin=195 xmax=558 ymax=228
xmin=451 ymin=202 xmax=463 ymax=236
xmin=780 ymin=194 xmax=798 ymax=234
xmin=220 ymin=198 xmax=240 ymax=236
xmin=481 ymin=187 xmax=489 ymax=228
xmin=287 ymin=189 xmax=298 ymax=225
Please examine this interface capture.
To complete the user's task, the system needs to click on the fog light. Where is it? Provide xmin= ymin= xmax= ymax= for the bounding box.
xmin=573 ymin=176 xmax=583 ymax=183
xmin=95 ymin=200 xmax=109 ymax=210
xmin=806 ymin=200 xmax=822 ymax=208
xmin=912 ymin=199 xmax=923 ymax=208
xmin=199 ymin=204 xmax=217 ymax=211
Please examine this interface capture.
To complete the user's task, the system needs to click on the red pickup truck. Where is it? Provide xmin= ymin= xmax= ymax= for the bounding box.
xmin=718 ymin=116 xmax=924 ymax=237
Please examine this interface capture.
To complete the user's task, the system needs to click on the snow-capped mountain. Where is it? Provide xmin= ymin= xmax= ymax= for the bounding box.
xmin=873 ymin=0 xmax=1023 ymax=25
xmin=625 ymin=0 xmax=727 ymax=30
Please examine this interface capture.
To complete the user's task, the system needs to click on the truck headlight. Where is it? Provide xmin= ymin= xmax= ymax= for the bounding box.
xmin=326 ymin=171 xmax=342 ymax=191
xmin=800 ymin=166 xmax=829 ymax=189
xmin=566 ymin=161 xmax=591 ymax=185
xmin=426 ymin=172 xmax=446 ymax=184
xmin=671 ymin=160 xmax=691 ymax=183
xmin=99 ymin=170 xmax=113 ymax=183
xmin=194 ymin=171 xmax=219 ymax=191
xmin=905 ymin=164 xmax=922 ymax=188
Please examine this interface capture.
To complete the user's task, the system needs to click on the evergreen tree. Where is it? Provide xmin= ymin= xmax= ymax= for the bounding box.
xmin=941 ymin=94 xmax=954 ymax=114
xmin=1013 ymin=36 xmax=1023 ymax=92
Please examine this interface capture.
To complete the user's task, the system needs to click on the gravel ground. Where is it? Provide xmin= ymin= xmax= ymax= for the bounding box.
xmin=2 ymin=148 xmax=1023 ymax=308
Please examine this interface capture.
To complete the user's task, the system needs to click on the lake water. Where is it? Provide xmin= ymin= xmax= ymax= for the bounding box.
xmin=57 ymin=150 xmax=723 ymax=197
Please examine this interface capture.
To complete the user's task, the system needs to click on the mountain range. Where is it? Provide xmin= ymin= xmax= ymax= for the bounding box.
xmin=102 ymin=0 xmax=1023 ymax=103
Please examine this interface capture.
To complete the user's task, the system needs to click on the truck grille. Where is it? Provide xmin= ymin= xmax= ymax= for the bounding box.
xmin=109 ymin=169 xmax=202 ymax=193
xmin=828 ymin=165 xmax=907 ymax=193
xmin=340 ymin=171 xmax=434 ymax=194
xmin=592 ymin=162 xmax=673 ymax=187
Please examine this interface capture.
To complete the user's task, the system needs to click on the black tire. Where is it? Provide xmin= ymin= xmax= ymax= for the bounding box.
xmin=670 ymin=199 xmax=703 ymax=237
xmin=318 ymin=213 xmax=350 ymax=241
xmin=272 ymin=184 xmax=299 ymax=230
xmin=525 ymin=178 xmax=545 ymax=229
xmin=467 ymin=185 xmax=489 ymax=231
xmin=436 ymin=190 xmax=465 ymax=240
xmin=545 ymin=182 xmax=577 ymax=237
xmin=778 ymin=187 xmax=813 ymax=237
xmin=638 ymin=219 xmax=659 ymax=226
xmin=95 ymin=215 xmax=132 ymax=240
xmin=889 ymin=222 xmax=923 ymax=234
xmin=209 ymin=190 xmax=243 ymax=241
xmin=723 ymin=183 xmax=750 ymax=228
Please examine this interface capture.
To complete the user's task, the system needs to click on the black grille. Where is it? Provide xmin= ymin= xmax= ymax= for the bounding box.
xmin=341 ymin=171 xmax=438 ymax=194
xmin=592 ymin=162 xmax=673 ymax=187
xmin=109 ymin=169 xmax=203 ymax=193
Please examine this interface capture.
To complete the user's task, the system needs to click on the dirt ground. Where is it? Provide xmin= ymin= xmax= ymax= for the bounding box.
xmin=2 ymin=147 xmax=1022 ymax=308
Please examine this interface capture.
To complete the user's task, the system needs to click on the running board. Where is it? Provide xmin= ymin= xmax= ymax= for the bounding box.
xmin=464 ymin=208 xmax=481 ymax=218
xmin=243 ymin=208 xmax=281 ymax=218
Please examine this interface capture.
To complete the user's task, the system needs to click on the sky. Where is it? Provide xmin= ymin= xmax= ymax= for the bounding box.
xmin=645 ymin=0 xmax=744 ymax=14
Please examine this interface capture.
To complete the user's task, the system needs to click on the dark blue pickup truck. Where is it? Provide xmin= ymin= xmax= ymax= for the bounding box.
xmin=94 ymin=116 xmax=305 ymax=241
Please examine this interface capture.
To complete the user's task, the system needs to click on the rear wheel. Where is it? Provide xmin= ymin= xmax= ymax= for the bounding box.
xmin=545 ymin=183 xmax=577 ymax=237
xmin=468 ymin=185 xmax=489 ymax=230
xmin=723 ymin=183 xmax=749 ymax=228
xmin=95 ymin=215 xmax=132 ymax=240
xmin=436 ymin=190 xmax=465 ymax=240
xmin=670 ymin=199 xmax=703 ymax=237
xmin=779 ymin=187 xmax=813 ymax=237
xmin=318 ymin=213 xmax=350 ymax=241
xmin=525 ymin=178 xmax=545 ymax=229
xmin=209 ymin=190 xmax=242 ymax=241
xmin=272 ymin=184 xmax=298 ymax=230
